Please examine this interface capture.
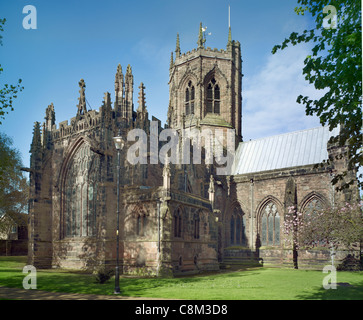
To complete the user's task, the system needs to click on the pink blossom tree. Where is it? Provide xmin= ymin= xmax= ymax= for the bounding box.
xmin=283 ymin=202 xmax=363 ymax=269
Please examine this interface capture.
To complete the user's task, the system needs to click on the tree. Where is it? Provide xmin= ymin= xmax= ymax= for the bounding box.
xmin=0 ymin=18 xmax=24 ymax=124
xmin=0 ymin=132 xmax=28 ymax=236
xmin=272 ymin=0 xmax=362 ymax=191
xmin=283 ymin=203 xmax=363 ymax=268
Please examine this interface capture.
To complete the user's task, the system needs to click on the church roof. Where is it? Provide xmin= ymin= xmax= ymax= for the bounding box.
xmin=232 ymin=126 xmax=340 ymax=175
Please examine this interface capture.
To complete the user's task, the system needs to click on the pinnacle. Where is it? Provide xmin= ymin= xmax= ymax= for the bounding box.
xmin=137 ymin=82 xmax=147 ymax=113
xmin=228 ymin=26 xmax=232 ymax=44
xmin=117 ymin=64 xmax=123 ymax=75
xmin=197 ymin=22 xmax=206 ymax=49
xmin=126 ymin=64 xmax=132 ymax=74
xmin=175 ymin=33 xmax=180 ymax=55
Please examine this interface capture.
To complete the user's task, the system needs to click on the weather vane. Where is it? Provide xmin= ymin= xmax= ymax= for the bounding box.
xmin=202 ymin=26 xmax=212 ymax=42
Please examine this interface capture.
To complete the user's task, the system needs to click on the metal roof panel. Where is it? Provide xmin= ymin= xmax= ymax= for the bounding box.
xmin=232 ymin=126 xmax=340 ymax=175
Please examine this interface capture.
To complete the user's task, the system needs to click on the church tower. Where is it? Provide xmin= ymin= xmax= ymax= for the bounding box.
xmin=167 ymin=23 xmax=242 ymax=142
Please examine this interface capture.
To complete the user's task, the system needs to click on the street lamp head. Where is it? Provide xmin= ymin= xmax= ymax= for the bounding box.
xmin=113 ymin=136 xmax=124 ymax=150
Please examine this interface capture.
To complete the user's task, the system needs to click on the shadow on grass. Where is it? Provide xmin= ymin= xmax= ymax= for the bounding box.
xmin=0 ymin=257 xmax=265 ymax=299
xmin=295 ymin=280 xmax=363 ymax=300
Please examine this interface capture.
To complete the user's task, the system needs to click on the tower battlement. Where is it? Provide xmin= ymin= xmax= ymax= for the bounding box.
xmin=168 ymin=23 xmax=242 ymax=142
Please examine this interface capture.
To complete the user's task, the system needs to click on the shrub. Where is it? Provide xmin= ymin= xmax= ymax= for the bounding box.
xmin=337 ymin=254 xmax=363 ymax=271
xmin=94 ymin=268 xmax=114 ymax=284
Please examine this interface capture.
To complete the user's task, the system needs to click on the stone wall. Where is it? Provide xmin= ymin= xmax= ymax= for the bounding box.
xmin=228 ymin=164 xmax=336 ymax=252
xmin=0 ymin=240 xmax=28 ymax=256
xmin=259 ymin=248 xmax=356 ymax=270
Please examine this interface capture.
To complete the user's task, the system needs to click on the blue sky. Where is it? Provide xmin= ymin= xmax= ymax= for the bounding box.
xmin=0 ymin=0 xmax=322 ymax=168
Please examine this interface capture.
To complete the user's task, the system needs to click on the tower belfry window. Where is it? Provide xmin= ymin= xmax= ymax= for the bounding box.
xmin=185 ymin=81 xmax=195 ymax=116
xmin=206 ymin=78 xmax=220 ymax=115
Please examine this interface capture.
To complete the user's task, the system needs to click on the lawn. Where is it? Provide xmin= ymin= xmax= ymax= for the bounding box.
xmin=0 ymin=256 xmax=362 ymax=300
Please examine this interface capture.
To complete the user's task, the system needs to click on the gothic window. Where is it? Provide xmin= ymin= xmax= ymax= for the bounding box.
xmin=136 ymin=213 xmax=148 ymax=236
xmin=137 ymin=215 xmax=142 ymax=236
xmin=206 ymin=78 xmax=220 ymax=115
xmin=63 ymin=143 xmax=99 ymax=238
xmin=230 ymin=216 xmax=234 ymax=244
xmin=230 ymin=207 xmax=246 ymax=245
xmin=185 ymin=81 xmax=195 ymax=116
xmin=260 ymin=202 xmax=280 ymax=246
xmin=88 ymin=182 xmax=97 ymax=236
xmin=303 ymin=198 xmax=323 ymax=220
xmin=302 ymin=197 xmax=325 ymax=246
xmin=174 ymin=208 xmax=182 ymax=238
xmin=193 ymin=213 xmax=200 ymax=239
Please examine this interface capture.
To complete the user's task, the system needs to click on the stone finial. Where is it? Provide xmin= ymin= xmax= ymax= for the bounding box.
xmin=45 ymin=103 xmax=55 ymax=129
xmin=126 ymin=64 xmax=133 ymax=77
xmin=137 ymin=82 xmax=147 ymax=113
xmin=30 ymin=121 xmax=42 ymax=153
xmin=175 ymin=33 xmax=180 ymax=57
xmin=101 ymin=92 xmax=112 ymax=121
xmin=227 ymin=26 xmax=232 ymax=49
xmin=197 ymin=22 xmax=205 ymax=49
xmin=103 ymin=92 xmax=111 ymax=109
xmin=124 ymin=64 xmax=134 ymax=122
xmin=117 ymin=63 xmax=123 ymax=76
xmin=208 ymin=175 xmax=215 ymax=204
xmin=115 ymin=64 xmax=124 ymax=110
xmin=125 ymin=65 xmax=134 ymax=90
xmin=169 ymin=52 xmax=174 ymax=70
xmin=115 ymin=64 xmax=124 ymax=86
xmin=30 ymin=121 xmax=43 ymax=169
xmin=77 ymin=79 xmax=87 ymax=116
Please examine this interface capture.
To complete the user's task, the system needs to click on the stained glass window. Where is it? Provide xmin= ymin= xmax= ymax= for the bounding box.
xmin=260 ymin=202 xmax=280 ymax=246
xmin=63 ymin=143 xmax=99 ymax=238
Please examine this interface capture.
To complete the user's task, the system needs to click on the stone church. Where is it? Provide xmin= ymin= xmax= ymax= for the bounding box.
xmin=27 ymin=24 xmax=356 ymax=275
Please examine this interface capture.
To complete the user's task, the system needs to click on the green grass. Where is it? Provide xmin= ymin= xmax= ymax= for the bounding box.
xmin=1 ymin=256 xmax=363 ymax=300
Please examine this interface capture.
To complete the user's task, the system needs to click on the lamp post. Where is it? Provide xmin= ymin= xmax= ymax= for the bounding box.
xmin=113 ymin=134 xmax=124 ymax=294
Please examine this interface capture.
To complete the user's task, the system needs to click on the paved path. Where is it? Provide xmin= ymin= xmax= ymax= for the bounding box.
xmin=0 ymin=286 xmax=167 ymax=300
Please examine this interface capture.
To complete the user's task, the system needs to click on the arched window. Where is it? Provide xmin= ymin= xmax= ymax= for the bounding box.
xmin=206 ymin=78 xmax=220 ymax=115
xmin=136 ymin=214 xmax=147 ymax=236
xmin=193 ymin=213 xmax=200 ymax=239
xmin=303 ymin=198 xmax=323 ymax=220
xmin=185 ymin=81 xmax=195 ymax=116
xmin=230 ymin=207 xmax=246 ymax=245
xmin=302 ymin=197 xmax=325 ymax=246
xmin=260 ymin=202 xmax=280 ymax=246
xmin=174 ymin=208 xmax=182 ymax=238
xmin=230 ymin=216 xmax=234 ymax=244
xmin=63 ymin=143 xmax=99 ymax=238
xmin=88 ymin=182 xmax=97 ymax=236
